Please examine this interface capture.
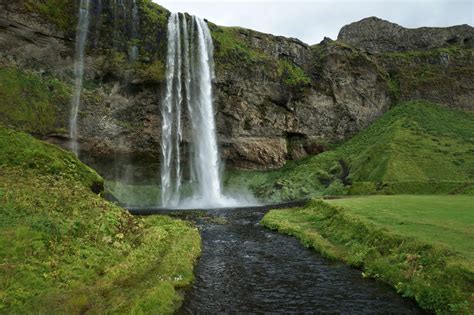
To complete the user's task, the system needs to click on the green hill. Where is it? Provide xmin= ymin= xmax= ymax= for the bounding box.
xmin=225 ymin=101 xmax=474 ymax=201
xmin=0 ymin=127 xmax=200 ymax=313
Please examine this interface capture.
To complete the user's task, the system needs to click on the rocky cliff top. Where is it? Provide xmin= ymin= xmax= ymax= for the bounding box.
xmin=338 ymin=16 xmax=474 ymax=52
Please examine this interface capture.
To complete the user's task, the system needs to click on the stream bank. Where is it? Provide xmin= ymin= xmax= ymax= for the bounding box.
xmin=262 ymin=199 xmax=473 ymax=314
xmin=168 ymin=205 xmax=423 ymax=313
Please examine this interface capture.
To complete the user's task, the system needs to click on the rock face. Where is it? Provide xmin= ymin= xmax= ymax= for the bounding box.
xmin=212 ymin=26 xmax=392 ymax=169
xmin=0 ymin=2 xmax=472 ymax=182
xmin=338 ymin=17 xmax=474 ymax=111
xmin=338 ymin=17 xmax=474 ymax=53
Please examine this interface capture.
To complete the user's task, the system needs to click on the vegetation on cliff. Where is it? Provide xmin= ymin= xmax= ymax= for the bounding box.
xmin=210 ymin=25 xmax=272 ymax=73
xmin=262 ymin=197 xmax=474 ymax=314
xmin=135 ymin=0 xmax=169 ymax=64
xmin=0 ymin=66 xmax=70 ymax=135
xmin=22 ymin=0 xmax=76 ymax=33
xmin=0 ymin=127 xmax=201 ymax=314
xmin=226 ymin=101 xmax=474 ymax=201
xmin=277 ymin=59 xmax=311 ymax=89
xmin=378 ymin=46 xmax=474 ymax=109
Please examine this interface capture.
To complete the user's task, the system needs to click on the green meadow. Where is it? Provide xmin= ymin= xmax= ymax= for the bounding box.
xmin=262 ymin=196 xmax=474 ymax=314
xmin=328 ymin=195 xmax=474 ymax=260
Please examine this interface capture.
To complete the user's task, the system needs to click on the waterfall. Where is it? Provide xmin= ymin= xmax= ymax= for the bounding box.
xmin=113 ymin=0 xmax=117 ymax=48
xmin=130 ymin=0 xmax=139 ymax=63
xmin=161 ymin=13 xmax=239 ymax=208
xmin=69 ymin=0 xmax=90 ymax=156
xmin=93 ymin=0 xmax=102 ymax=48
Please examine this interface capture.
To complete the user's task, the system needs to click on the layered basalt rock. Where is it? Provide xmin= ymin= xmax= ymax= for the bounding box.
xmin=338 ymin=16 xmax=474 ymax=53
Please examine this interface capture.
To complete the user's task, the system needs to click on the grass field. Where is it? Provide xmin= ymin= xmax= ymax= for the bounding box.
xmin=0 ymin=127 xmax=201 ymax=313
xmin=328 ymin=195 xmax=474 ymax=260
xmin=262 ymin=196 xmax=474 ymax=313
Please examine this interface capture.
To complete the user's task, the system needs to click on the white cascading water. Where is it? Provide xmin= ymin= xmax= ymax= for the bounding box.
xmin=161 ymin=13 xmax=241 ymax=208
xmin=69 ymin=0 xmax=90 ymax=156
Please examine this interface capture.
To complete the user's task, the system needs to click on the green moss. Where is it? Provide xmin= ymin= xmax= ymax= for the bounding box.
xmin=135 ymin=59 xmax=166 ymax=82
xmin=340 ymin=101 xmax=474 ymax=184
xmin=210 ymin=25 xmax=272 ymax=72
xmin=379 ymin=46 xmax=474 ymax=99
xmin=0 ymin=66 xmax=70 ymax=135
xmin=224 ymin=152 xmax=340 ymax=202
xmin=387 ymin=77 xmax=400 ymax=101
xmin=0 ymin=127 xmax=102 ymax=191
xmin=98 ymin=50 xmax=129 ymax=79
xmin=137 ymin=0 xmax=169 ymax=62
xmin=0 ymin=127 xmax=200 ymax=314
xmin=226 ymin=101 xmax=474 ymax=201
xmin=140 ymin=0 xmax=169 ymax=29
xmin=22 ymin=0 xmax=76 ymax=33
xmin=277 ymin=59 xmax=311 ymax=89
xmin=262 ymin=198 xmax=474 ymax=314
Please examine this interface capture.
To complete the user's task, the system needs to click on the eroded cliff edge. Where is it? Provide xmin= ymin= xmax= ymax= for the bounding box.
xmin=0 ymin=1 xmax=472 ymax=182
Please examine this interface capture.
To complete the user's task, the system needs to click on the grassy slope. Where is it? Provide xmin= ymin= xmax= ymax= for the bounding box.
xmin=0 ymin=127 xmax=200 ymax=314
xmin=262 ymin=197 xmax=474 ymax=314
xmin=225 ymin=101 xmax=474 ymax=201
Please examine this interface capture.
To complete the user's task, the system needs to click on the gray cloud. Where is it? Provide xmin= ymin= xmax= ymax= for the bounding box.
xmin=155 ymin=0 xmax=473 ymax=45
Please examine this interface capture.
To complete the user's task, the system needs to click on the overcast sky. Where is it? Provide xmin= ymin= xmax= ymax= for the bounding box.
xmin=155 ymin=0 xmax=473 ymax=45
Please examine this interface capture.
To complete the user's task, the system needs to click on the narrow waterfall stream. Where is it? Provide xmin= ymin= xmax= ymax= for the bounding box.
xmin=130 ymin=0 xmax=139 ymax=63
xmin=161 ymin=13 xmax=241 ymax=208
xmin=69 ymin=0 xmax=90 ymax=156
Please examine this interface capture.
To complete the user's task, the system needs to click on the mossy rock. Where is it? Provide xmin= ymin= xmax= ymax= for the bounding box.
xmin=277 ymin=59 xmax=311 ymax=90
xmin=22 ymin=0 xmax=76 ymax=33
xmin=0 ymin=66 xmax=70 ymax=135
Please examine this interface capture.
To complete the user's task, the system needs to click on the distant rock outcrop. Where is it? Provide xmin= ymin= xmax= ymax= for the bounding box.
xmin=338 ymin=16 xmax=474 ymax=52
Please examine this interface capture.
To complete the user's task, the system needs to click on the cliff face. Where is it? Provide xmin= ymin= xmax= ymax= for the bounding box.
xmin=0 ymin=1 xmax=472 ymax=182
xmin=338 ymin=17 xmax=474 ymax=111
xmin=210 ymin=25 xmax=392 ymax=169
xmin=0 ymin=0 xmax=169 ymax=182
xmin=338 ymin=16 xmax=474 ymax=53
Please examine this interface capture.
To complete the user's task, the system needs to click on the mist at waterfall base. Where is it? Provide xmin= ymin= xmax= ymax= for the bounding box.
xmin=160 ymin=13 xmax=257 ymax=209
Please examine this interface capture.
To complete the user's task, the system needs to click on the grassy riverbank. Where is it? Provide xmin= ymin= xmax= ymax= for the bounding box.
xmin=0 ymin=127 xmax=201 ymax=313
xmin=261 ymin=196 xmax=474 ymax=314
